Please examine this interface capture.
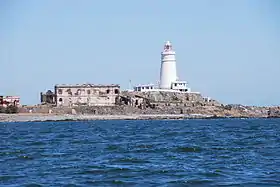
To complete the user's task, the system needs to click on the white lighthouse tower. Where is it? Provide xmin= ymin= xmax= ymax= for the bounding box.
xmin=159 ymin=41 xmax=177 ymax=89
xmin=132 ymin=40 xmax=191 ymax=93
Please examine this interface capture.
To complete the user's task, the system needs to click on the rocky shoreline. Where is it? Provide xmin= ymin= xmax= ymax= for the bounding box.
xmin=0 ymin=113 xmax=211 ymax=122
xmin=0 ymin=112 xmax=278 ymax=123
xmin=0 ymin=104 xmax=279 ymax=123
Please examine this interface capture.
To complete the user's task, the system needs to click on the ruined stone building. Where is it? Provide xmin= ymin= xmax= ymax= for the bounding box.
xmin=40 ymin=90 xmax=56 ymax=105
xmin=40 ymin=84 xmax=120 ymax=107
xmin=0 ymin=96 xmax=20 ymax=107
xmin=54 ymin=84 xmax=120 ymax=107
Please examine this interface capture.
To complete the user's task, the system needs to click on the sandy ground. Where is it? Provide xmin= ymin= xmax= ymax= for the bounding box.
xmin=0 ymin=113 xmax=213 ymax=122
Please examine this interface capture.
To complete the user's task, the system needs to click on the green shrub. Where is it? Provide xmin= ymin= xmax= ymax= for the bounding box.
xmin=0 ymin=106 xmax=5 ymax=113
xmin=5 ymin=105 xmax=19 ymax=114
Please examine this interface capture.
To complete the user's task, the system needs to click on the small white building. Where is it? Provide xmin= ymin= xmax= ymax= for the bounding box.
xmin=171 ymin=81 xmax=191 ymax=92
xmin=133 ymin=84 xmax=156 ymax=92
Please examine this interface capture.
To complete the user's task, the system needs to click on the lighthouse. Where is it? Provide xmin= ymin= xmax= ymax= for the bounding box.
xmin=159 ymin=41 xmax=177 ymax=89
xmin=132 ymin=40 xmax=191 ymax=93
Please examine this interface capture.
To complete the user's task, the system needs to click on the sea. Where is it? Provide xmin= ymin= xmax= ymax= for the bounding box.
xmin=0 ymin=118 xmax=280 ymax=187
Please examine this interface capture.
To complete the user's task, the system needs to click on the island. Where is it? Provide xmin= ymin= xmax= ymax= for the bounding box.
xmin=1 ymin=41 xmax=279 ymax=122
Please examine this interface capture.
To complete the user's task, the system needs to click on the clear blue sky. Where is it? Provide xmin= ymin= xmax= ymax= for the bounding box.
xmin=1 ymin=0 xmax=279 ymax=106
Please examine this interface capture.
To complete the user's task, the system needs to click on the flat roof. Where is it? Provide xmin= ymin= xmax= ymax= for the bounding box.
xmin=134 ymin=84 xmax=155 ymax=87
xmin=55 ymin=84 xmax=120 ymax=88
xmin=172 ymin=80 xmax=187 ymax=83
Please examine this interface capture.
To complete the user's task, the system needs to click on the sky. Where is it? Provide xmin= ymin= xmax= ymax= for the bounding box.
xmin=0 ymin=0 xmax=279 ymax=106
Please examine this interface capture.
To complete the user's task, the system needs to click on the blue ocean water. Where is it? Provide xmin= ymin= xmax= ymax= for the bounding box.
xmin=0 ymin=119 xmax=280 ymax=187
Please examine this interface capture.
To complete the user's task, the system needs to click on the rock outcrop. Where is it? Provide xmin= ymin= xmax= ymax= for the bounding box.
xmin=268 ymin=107 xmax=280 ymax=118
xmin=14 ymin=91 xmax=280 ymax=119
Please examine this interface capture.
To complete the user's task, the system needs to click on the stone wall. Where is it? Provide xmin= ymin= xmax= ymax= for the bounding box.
xmin=19 ymin=106 xmax=52 ymax=114
xmin=72 ymin=105 xmax=224 ymax=115
xmin=73 ymin=105 xmax=187 ymax=115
